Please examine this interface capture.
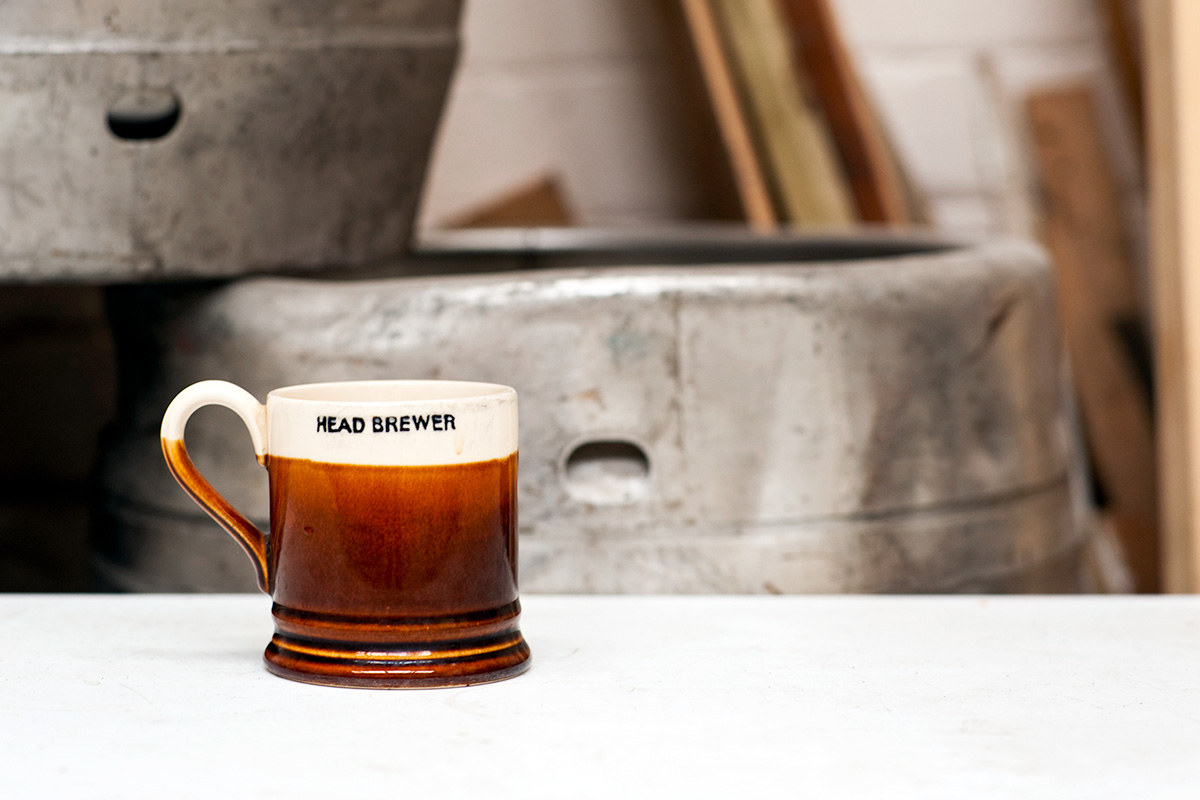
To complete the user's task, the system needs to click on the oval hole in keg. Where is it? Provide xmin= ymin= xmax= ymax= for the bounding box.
xmin=563 ymin=439 xmax=651 ymax=505
xmin=107 ymin=89 xmax=182 ymax=141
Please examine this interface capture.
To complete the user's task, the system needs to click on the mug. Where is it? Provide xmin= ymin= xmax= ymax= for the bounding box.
xmin=160 ymin=379 xmax=530 ymax=688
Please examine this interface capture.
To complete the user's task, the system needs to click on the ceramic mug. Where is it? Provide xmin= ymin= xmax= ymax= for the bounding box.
xmin=160 ymin=379 xmax=529 ymax=688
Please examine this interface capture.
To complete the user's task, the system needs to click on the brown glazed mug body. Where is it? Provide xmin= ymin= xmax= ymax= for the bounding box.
xmin=161 ymin=380 xmax=529 ymax=688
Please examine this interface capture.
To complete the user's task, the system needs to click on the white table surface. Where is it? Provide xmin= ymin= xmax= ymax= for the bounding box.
xmin=3 ymin=594 xmax=1200 ymax=798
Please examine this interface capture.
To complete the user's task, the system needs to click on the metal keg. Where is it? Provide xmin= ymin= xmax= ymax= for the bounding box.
xmin=97 ymin=229 xmax=1092 ymax=593
xmin=0 ymin=0 xmax=460 ymax=281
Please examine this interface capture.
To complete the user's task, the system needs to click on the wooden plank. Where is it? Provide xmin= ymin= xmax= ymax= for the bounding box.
xmin=1144 ymin=0 xmax=1200 ymax=592
xmin=1026 ymin=86 xmax=1160 ymax=592
xmin=710 ymin=0 xmax=855 ymax=226
xmin=653 ymin=0 xmax=746 ymax=222
xmin=679 ymin=0 xmax=778 ymax=230
xmin=775 ymin=0 xmax=911 ymax=225
xmin=1099 ymin=0 xmax=1144 ymax=154
xmin=442 ymin=174 xmax=575 ymax=229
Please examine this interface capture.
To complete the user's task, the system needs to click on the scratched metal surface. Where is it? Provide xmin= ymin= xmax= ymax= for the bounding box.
xmin=0 ymin=0 xmax=460 ymax=280
xmin=96 ymin=230 xmax=1092 ymax=593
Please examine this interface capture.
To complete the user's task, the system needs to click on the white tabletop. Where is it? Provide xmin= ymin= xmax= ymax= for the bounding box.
xmin=3 ymin=594 xmax=1200 ymax=798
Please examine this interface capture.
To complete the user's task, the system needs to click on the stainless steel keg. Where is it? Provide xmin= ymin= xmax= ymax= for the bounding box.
xmin=97 ymin=229 xmax=1092 ymax=593
xmin=0 ymin=1 xmax=460 ymax=281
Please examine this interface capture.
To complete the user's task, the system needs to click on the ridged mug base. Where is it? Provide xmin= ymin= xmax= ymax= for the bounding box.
xmin=262 ymin=601 xmax=531 ymax=689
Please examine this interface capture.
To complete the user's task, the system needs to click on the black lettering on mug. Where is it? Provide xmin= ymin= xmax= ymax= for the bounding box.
xmin=318 ymin=412 xmax=457 ymax=434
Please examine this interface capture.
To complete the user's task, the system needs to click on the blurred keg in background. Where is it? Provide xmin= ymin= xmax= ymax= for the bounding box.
xmin=97 ymin=229 xmax=1094 ymax=593
xmin=0 ymin=0 xmax=461 ymax=281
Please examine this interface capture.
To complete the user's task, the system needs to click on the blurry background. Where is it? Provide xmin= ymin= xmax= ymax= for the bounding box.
xmin=422 ymin=0 xmax=1141 ymax=242
xmin=0 ymin=0 xmax=1151 ymax=592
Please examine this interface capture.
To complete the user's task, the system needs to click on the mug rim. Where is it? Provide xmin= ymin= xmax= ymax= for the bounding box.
xmin=267 ymin=380 xmax=516 ymax=405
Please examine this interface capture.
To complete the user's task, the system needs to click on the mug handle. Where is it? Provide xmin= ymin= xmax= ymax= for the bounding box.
xmin=160 ymin=380 xmax=270 ymax=593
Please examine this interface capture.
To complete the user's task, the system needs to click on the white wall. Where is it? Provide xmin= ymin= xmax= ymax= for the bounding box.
xmin=838 ymin=0 xmax=1140 ymax=240
xmin=419 ymin=0 xmax=1140 ymax=240
xmin=418 ymin=1 xmax=707 ymax=226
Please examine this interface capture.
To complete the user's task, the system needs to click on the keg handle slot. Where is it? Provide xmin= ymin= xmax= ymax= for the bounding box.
xmin=107 ymin=88 xmax=182 ymax=141
xmin=161 ymin=381 xmax=270 ymax=592
xmin=563 ymin=438 xmax=651 ymax=505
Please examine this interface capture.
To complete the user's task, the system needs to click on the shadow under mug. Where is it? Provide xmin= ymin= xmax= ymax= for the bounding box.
xmin=160 ymin=379 xmax=530 ymax=688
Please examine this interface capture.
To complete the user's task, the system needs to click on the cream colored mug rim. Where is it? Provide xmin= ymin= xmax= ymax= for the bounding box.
xmin=267 ymin=380 xmax=515 ymax=405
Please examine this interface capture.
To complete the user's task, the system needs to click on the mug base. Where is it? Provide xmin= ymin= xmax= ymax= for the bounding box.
xmin=263 ymin=641 xmax=531 ymax=689
xmin=262 ymin=627 xmax=531 ymax=689
xmin=263 ymin=600 xmax=531 ymax=688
